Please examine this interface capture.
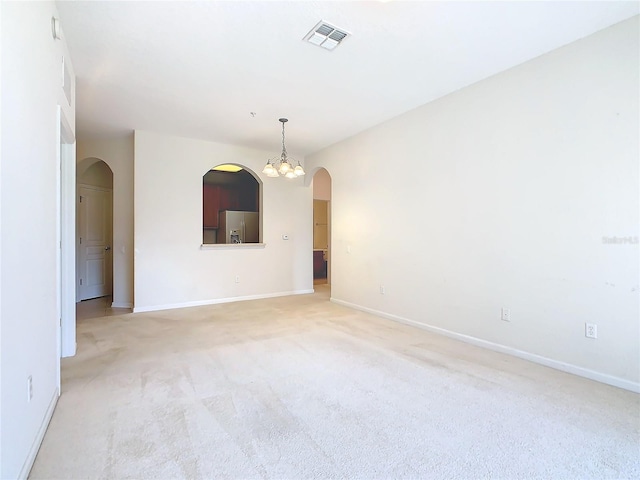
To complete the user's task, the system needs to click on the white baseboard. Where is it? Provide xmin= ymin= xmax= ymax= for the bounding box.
xmin=331 ymin=298 xmax=640 ymax=394
xmin=18 ymin=387 xmax=59 ymax=480
xmin=111 ymin=301 xmax=133 ymax=309
xmin=133 ymin=289 xmax=314 ymax=313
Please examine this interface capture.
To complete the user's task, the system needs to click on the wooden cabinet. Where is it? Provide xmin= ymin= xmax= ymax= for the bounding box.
xmin=239 ymin=183 xmax=259 ymax=212
xmin=203 ymin=182 xmax=258 ymax=230
xmin=219 ymin=187 xmax=240 ymax=212
xmin=203 ymin=185 xmax=220 ymax=228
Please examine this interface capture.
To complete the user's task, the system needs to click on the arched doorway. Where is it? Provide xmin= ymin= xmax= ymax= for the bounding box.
xmin=77 ymin=159 xmax=113 ymax=301
xmin=312 ymin=168 xmax=331 ymax=291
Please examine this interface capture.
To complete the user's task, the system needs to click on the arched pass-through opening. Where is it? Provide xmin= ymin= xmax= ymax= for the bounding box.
xmin=202 ymin=163 xmax=262 ymax=244
xmin=311 ymin=168 xmax=332 ymax=294
xmin=76 ymin=158 xmax=114 ymax=303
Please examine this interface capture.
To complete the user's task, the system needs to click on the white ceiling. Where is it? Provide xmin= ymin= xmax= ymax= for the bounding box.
xmin=56 ymin=1 xmax=639 ymax=157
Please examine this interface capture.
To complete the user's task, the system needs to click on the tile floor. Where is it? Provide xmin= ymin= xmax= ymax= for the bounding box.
xmin=76 ymin=296 xmax=132 ymax=321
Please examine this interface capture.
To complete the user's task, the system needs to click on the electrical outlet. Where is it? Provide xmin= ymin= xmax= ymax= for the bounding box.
xmin=27 ymin=376 xmax=33 ymax=402
xmin=235 ymin=275 xmax=240 ymax=283
xmin=585 ymin=323 xmax=598 ymax=339
xmin=501 ymin=308 xmax=510 ymax=322
xmin=379 ymin=285 xmax=385 ymax=295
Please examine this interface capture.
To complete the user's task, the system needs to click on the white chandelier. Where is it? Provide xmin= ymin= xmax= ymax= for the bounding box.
xmin=262 ymin=118 xmax=305 ymax=179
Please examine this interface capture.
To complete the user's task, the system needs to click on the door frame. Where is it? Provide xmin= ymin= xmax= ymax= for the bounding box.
xmin=58 ymin=107 xmax=76 ymax=364
xmin=327 ymin=200 xmax=331 ymax=283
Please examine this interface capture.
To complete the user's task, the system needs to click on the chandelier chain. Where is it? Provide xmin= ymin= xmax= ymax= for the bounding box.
xmin=281 ymin=121 xmax=287 ymax=160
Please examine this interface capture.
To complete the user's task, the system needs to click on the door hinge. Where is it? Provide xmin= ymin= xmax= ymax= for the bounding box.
xmin=79 ymin=195 xmax=83 ymax=203
xmin=80 ymin=278 xmax=83 ymax=285
xmin=79 ymin=237 xmax=82 ymax=245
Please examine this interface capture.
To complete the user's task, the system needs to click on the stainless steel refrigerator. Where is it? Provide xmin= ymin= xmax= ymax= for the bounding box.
xmin=218 ymin=210 xmax=259 ymax=244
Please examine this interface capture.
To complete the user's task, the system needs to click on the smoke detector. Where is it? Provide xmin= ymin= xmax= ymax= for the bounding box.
xmin=303 ymin=21 xmax=350 ymax=51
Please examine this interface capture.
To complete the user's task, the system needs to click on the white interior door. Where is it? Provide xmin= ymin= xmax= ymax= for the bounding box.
xmin=78 ymin=185 xmax=112 ymax=300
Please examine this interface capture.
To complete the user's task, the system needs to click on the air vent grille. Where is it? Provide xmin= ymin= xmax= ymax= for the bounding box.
xmin=328 ymin=30 xmax=347 ymax=42
xmin=304 ymin=21 xmax=350 ymax=51
xmin=316 ymin=24 xmax=333 ymax=36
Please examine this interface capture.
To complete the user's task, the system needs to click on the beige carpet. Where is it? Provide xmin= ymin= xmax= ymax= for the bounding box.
xmin=31 ymin=287 xmax=639 ymax=479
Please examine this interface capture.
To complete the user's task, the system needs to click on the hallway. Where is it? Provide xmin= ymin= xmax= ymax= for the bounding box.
xmin=76 ymin=296 xmax=132 ymax=321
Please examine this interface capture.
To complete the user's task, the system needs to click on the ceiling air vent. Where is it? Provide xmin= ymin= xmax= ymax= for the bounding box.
xmin=304 ymin=21 xmax=350 ymax=51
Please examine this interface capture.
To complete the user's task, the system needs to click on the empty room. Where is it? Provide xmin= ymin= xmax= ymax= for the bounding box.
xmin=1 ymin=1 xmax=638 ymax=479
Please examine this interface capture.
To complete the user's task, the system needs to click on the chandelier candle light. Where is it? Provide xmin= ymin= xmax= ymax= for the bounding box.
xmin=262 ymin=118 xmax=305 ymax=179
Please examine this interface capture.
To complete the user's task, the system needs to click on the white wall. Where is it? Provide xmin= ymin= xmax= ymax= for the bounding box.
xmin=1 ymin=2 xmax=76 ymax=478
xmin=313 ymin=168 xmax=331 ymax=201
xmin=79 ymin=160 xmax=113 ymax=189
xmin=307 ymin=17 xmax=639 ymax=389
xmin=78 ymin=135 xmax=134 ymax=308
xmin=133 ymin=131 xmax=312 ymax=312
